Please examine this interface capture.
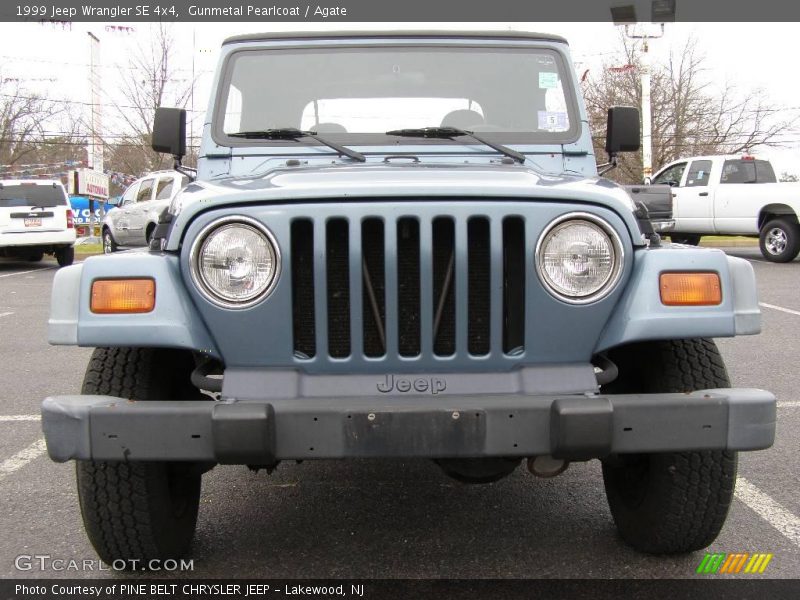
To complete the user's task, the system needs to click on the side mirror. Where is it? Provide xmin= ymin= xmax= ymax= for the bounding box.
xmin=605 ymin=106 xmax=640 ymax=155
xmin=152 ymin=107 xmax=186 ymax=158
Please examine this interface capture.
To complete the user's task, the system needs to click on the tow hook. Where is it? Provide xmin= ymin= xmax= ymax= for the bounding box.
xmin=527 ymin=455 xmax=570 ymax=478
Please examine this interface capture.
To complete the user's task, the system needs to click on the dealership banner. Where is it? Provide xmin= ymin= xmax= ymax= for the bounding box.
xmin=1 ymin=0 xmax=800 ymax=22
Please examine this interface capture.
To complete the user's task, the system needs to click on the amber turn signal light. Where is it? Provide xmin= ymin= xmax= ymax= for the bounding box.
xmin=659 ymin=272 xmax=721 ymax=306
xmin=91 ymin=279 xmax=155 ymax=314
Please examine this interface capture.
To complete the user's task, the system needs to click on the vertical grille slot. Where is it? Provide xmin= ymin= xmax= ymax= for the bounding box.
xmin=468 ymin=217 xmax=491 ymax=356
xmin=502 ymin=217 xmax=526 ymax=355
xmin=432 ymin=217 xmax=456 ymax=356
xmin=326 ymin=219 xmax=350 ymax=358
xmin=397 ymin=217 xmax=420 ymax=357
xmin=362 ymin=218 xmax=386 ymax=357
xmin=291 ymin=219 xmax=315 ymax=359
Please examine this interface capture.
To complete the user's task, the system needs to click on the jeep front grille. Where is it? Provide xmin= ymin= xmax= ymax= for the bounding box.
xmin=290 ymin=214 xmax=526 ymax=362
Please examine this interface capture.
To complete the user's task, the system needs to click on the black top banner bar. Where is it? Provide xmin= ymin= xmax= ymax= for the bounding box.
xmin=1 ymin=0 xmax=800 ymax=23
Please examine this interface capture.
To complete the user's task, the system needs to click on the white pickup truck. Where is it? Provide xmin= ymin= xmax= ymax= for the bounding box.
xmin=651 ymin=155 xmax=800 ymax=262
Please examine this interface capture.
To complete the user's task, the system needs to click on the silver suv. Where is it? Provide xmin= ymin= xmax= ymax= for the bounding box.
xmin=101 ymin=170 xmax=188 ymax=253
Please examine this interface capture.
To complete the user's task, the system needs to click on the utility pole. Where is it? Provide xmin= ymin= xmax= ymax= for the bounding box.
xmin=87 ymin=31 xmax=103 ymax=173
xmin=624 ymin=23 xmax=663 ymax=182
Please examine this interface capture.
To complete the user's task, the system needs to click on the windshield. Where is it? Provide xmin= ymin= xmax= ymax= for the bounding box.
xmin=215 ymin=45 xmax=578 ymax=146
xmin=0 ymin=184 xmax=67 ymax=208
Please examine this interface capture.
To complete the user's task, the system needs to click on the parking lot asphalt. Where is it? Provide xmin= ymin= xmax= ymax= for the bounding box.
xmin=0 ymin=248 xmax=798 ymax=580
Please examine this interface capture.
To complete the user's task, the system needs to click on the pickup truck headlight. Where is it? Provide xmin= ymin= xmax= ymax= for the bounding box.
xmin=535 ymin=213 xmax=623 ymax=304
xmin=190 ymin=216 xmax=280 ymax=308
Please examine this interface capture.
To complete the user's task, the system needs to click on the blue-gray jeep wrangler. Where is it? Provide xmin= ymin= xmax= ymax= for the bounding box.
xmin=42 ymin=31 xmax=775 ymax=564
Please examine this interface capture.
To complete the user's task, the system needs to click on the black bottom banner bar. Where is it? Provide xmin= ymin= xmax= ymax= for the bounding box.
xmin=2 ymin=579 xmax=799 ymax=600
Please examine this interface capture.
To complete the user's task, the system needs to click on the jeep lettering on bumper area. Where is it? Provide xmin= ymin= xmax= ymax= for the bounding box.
xmin=377 ymin=375 xmax=447 ymax=394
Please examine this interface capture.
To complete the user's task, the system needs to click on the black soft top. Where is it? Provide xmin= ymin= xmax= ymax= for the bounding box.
xmin=222 ymin=30 xmax=569 ymax=46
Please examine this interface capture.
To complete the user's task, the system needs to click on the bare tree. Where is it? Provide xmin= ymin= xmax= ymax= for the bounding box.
xmin=780 ymin=172 xmax=799 ymax=182
xmin=0 ymin=76 xmax=66 ymax=168
xmin=583 ymin=35 xmax=797 ymax=184
xmin=105 ymin=24 xmax=195 ymax=177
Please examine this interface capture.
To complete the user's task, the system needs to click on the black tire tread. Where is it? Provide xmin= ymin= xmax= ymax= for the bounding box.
xmin=77 ymin=348 xmax=201 ymax=565
xmin=601 ymin=339 xmax=737 ymax=554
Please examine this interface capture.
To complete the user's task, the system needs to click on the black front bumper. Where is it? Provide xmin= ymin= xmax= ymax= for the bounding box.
xmin=41 ymin=389 xmax=775 ymax=464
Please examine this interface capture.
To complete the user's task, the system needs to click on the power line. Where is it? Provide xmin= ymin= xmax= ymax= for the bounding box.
xmin=0 ymin=92 xmax=204 ymax=113
xmin=0 ymin=54 xmax=212 ymax=74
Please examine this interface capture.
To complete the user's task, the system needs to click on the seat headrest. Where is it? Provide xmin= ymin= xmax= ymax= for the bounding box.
xmin=440 ymin=110 xmax=485 ymax=129
xmin=312 ymin=122 xmax=347 ymax=134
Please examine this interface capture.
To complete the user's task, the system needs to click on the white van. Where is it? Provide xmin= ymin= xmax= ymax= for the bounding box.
xmin=0 ymin=179 xmax=76 ymax=266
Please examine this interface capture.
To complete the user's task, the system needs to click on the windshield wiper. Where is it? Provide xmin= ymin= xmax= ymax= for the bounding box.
xmin=385 ymin=127 xmax=526 ymax=164
xmin=229 ymin=128 xmax=366 ymax=162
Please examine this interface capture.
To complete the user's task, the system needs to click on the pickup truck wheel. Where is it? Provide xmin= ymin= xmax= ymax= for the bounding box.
xmin=102 ymin=229 xmax=118 ymax=254
xmin=759 ymin=218 xmax=800 ymax=262
xmin=76 ymin=348 xmax=206 ymax=566
xmin=55 ymin=246 xmax=74 ymax=267
xmin=669 ymin=234 xmax=701 ymax=245
xmin=600 ymin=339 xmax=737 ymax=554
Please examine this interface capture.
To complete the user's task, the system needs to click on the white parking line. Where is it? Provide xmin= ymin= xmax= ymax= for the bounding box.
xmin=0 ymin=415 xmax=41 ymax=422
xmin=0 ymin=266 xmax=56 ymax=279
xmin=760 ymin=302 xmax=800 ymax=317
xmin=735 ymin=477 xmax=800 ymax=548
xmin=0 ymin=312 xmax=13 ymax=318
xmin=0 ymin=439 xmax=47 ymax=483
xmin=778 ymin=401 xmax=800 ymax=408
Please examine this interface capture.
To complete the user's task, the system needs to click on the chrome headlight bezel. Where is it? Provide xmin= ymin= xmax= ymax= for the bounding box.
xmin=535 ymin=212 xmax=624 ymax=305
xmin=189 ymin=215 xmax=281 ymax=309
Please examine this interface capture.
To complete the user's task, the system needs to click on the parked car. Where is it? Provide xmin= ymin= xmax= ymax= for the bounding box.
xmin=0 ymin=179 xmax=75 ymax=266
xmin=651 ymin=155 xmax=800 ymax=261
xmin=43 ymin=31 xmax=774 ymax=566
xmin=101 ymin=170 xmax=189 ymax=253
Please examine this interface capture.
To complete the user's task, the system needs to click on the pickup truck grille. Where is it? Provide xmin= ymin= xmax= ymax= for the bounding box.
xmin=290 ymin=214 xmax=527 ymax=362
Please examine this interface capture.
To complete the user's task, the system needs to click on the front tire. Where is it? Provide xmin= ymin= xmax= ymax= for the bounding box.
xmin=102 ymin=229 xmax=118 ymax=254
xmin=76 ymin=348 xmax=206 ymax=566
xmin=759 ymin=218 xmax=800 ymax=262
xmin=600 ymin=339 xmax=737 ymax=554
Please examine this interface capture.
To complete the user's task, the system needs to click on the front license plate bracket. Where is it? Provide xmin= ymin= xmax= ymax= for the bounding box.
xmin=344 ymin=409 xmax=487 ymax=457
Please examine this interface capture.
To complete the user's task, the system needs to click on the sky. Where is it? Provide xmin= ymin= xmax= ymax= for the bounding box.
xmin=1 ymin=21 xmax=799 ymax=177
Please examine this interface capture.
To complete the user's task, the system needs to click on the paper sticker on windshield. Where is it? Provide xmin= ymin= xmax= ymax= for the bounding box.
xmin=539 ymin=72 xmax=559 ymax=89
xmin=538 ymin=111 xmax=568 ymax=131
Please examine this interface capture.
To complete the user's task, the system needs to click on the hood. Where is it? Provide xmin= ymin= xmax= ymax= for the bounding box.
xmin=166 ymin=162 xmax=640 ymax=250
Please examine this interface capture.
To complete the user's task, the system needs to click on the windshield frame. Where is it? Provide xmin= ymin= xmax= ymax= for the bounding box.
xmin=211 ymin=41 xmax=582 ymax=151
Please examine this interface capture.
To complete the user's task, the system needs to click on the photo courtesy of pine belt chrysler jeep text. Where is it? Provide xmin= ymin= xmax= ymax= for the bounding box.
xmin=40 ymin=31 xmax=776 ymax=566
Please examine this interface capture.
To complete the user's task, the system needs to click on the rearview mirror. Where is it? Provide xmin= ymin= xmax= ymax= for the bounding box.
xmin=152 ymin=107 xmax=186 ymax=158
xmin=605 ymin=106 xmax=640 ymax=155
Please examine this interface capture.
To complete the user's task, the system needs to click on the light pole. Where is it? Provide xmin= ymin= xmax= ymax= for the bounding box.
xmin=87 ymin=31 xmax=103 ymax=173
xmin=623 ymin=23 xmax=663 ymax=182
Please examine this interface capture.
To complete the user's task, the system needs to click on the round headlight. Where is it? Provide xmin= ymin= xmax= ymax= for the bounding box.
xmin=536 ymin=213 xmax=623 ymax=303
xmin=191 ymin=217 xmax=280 ymax=308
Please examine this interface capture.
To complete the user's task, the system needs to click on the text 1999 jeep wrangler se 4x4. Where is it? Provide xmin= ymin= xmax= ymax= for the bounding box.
xmin=42 ymin=31 xmax=775 ymax=564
